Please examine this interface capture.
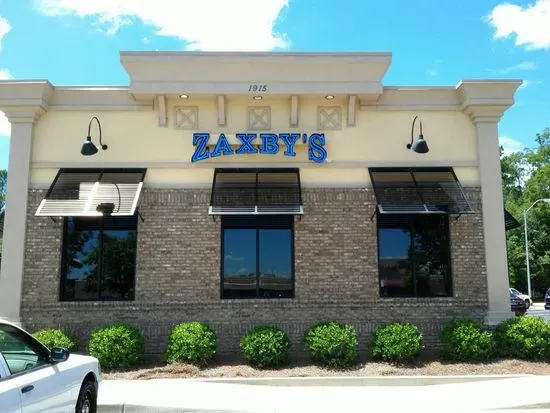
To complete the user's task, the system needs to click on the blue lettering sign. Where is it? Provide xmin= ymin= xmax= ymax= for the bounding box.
xmin=191 ymin=133 xmax=210 ymax=162
xmin=279 ymin=133 xmax=300 ymax=157
xmin=210 ymin=133 xmax=234 ymax=158
xmin=191 ymin=133 xmax=327 ymax=164
xmin=235 ymin=133 xmax=258 ymax=154
xmin=308 ymin=133 xmax=328 ymax=163
xmin=259 ymin=133 xmax=279 ymax=154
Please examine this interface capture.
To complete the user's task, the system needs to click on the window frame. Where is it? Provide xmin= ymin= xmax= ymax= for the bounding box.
xmin=376 ymin=213 xmax=453 ymax=298
xmin=220 ymin=215 xmax=295 ymax=300
xmin=59 ymin=214 xmax=139 ymax=302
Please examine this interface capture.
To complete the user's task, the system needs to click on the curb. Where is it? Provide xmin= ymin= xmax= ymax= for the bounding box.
xmin=98 ymin=405 xmax=268 ymax=413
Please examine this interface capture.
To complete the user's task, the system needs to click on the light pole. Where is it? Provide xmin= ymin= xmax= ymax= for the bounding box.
xmin=523 ymin=198 xmax=550 ymax=297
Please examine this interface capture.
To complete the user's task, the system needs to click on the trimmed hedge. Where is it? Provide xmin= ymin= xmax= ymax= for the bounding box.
xmin=164 ymin=321 xmax=217 ymax=366
xmin=372 ymin=322 xmax=423 ymax=362
xmin=304 ymin=321 xmax=358 ymax=368
xmin=493 ymin=316 xmax=550 ymax=360
xmin=33 ymin=328 xmax=77 ymax=351
xmin=439 ymin=319 xmax=494 ymax=361
xmin=240 ymin=326 xmax=290 ymax=368
xmin=87 ymin=324 xmax=144 ymax=369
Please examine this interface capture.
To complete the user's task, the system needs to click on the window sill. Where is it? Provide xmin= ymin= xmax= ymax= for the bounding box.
xmin=57 ymin=300 xmax=136 ymax=306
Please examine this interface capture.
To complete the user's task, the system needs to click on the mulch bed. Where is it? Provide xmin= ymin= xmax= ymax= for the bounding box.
xmin=103 ymin=358 xmax=550 ymax=380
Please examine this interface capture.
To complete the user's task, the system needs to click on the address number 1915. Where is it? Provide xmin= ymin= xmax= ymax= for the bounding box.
xmin=248 ymin=84 xmax=268 ymax=92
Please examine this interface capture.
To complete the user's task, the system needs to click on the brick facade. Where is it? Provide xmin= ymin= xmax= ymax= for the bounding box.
xmin=21 ymin=186 xmax=487 ymax=359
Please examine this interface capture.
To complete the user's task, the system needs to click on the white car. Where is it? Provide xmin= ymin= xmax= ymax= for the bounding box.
xmin=0 ymin=320 xmax=101 ymax=413
xmin=509 ymin=287 xmax=532 ymax=309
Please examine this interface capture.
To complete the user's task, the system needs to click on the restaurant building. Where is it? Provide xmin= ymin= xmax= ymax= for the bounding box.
xmin=0 ymin=52 xmax=522 ymax=357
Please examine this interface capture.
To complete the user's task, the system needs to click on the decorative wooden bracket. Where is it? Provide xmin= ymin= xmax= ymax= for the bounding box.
xmin=347 ymin=95 xmax=357 ymax=127
xmin=217 ymin=95 xmax=226 ymax=126
xmin=157 ymin=95 xmax=167 ymax=127
xmin=290 ymin=95 xmax=299 ymax=127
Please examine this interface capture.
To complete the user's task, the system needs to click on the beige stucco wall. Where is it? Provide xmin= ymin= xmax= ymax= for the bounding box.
xmin=29 ymin=96 xmax=479 ymax=187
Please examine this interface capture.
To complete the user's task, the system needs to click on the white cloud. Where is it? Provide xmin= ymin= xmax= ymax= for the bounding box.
xmin=487 ymin=0 xmax=550 ymax=50
xmin=487 ymin=61 xmax=538 ymax=74
xmin=518 ymin=79 xmax=544 ymax=89
xmin=36 ymin=0 xmax=290 ymax=51
xmin=427 ymin=69 xmax=437 ymax=77
xmin=0 ymin=69 xmax=11 ymax=137
xmin=0 ymin=68 xmax=11 ymax=80
xmin=0 ymin=113 xmax=9 ymax=136
xmin=500 ymin=136 xmax=523 ymax=155
xmin=0 ymin=15 xmax=11 ymax=52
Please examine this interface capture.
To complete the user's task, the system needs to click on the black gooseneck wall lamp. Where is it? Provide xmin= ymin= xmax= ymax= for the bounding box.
xmin=406 ymin=115 xmax=429 ymax=154
xmin=96 ymin=183 xmax=121 ymax=216
xmin=81 ymin=116 xmax=108 ymax=156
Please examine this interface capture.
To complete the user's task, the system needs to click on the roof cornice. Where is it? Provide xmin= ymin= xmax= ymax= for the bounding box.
xmin=456 ymin=80 xmax=523 ymax=123
xmin=0 ymin=80 xmax=54 ymax=124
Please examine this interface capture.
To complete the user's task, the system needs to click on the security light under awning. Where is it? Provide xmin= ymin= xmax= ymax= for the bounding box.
xmin=35 ymin=168 xmax=147 ymax=217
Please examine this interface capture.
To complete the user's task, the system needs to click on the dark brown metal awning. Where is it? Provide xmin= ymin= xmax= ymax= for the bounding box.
xmin=368 ymin=167 xmax=474 ymax=214
xmin=504 ymin=208 xmax=520 ymax=231
xmin=209 ymin=168 xmax=303 ymax=215
xmin=35 ymin=168 xmax=147 ymax=217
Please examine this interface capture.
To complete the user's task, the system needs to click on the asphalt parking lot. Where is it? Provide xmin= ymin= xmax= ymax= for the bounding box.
xmin=527 ymin=302 xmax=550 ymax=321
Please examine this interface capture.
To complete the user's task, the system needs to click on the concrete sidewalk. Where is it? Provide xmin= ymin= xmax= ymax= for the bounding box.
xmin=97 ymin=375 xmax=550 ymax=413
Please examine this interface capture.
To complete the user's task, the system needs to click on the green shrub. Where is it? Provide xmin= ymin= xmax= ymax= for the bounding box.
xmin=439 ymin=319 xmax=494 ymax=361
xmin=304 ymin=321 xmax=358 ymax=368
xmin=372 ymin=322 xmax=423 ymax=362
xmin=493 ymin=316 xmax=550 ymax=360
xmin=87 ymin=324 xmax=144 ymax=369
xmin=165 ymin=321 xmax=217 ymax=366
xmin=240 ymin=326 xmax=290 ymax=369
xmin=33 ymin=328 xmax=77 ymax=351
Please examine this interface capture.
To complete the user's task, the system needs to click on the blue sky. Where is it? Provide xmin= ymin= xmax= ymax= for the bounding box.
xmin=1 ymin=0 xmax=549 ymax=170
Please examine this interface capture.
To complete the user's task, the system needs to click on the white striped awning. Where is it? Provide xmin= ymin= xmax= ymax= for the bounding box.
xmin=35 ymin=169 xmax=147 ymax=217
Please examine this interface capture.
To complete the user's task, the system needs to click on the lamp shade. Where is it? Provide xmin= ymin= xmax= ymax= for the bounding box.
xmin=81 ymin=136 xmax=99 ymax=156
xmin=96 ymin=202 xmax=115 ymax=215
xmin=411 ymin=134 xmax=429 ymax=153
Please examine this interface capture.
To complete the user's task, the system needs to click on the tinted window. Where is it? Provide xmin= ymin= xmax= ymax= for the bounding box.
xmin=378 ymin=214 xmax=452 ymax=297
xmin=61 ymin=215 xmax=138 ymax=301
xmin=223 ymin=228 xmax=257 ymax=299
xmin=222 ymin=215 xmax=294 ymax=299
xmin=0 ymin=325 xmax=49 ymax=375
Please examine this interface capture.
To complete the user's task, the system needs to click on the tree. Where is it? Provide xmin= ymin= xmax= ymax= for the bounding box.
xmin=501 ymin=127 xmax=550 ymax=295
xmin=0 ymin=169 xmax=6 ymax=212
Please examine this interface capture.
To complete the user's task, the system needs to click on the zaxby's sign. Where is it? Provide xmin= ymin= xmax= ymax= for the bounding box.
xmin=191 ymin=132 xmax=327 ymax=163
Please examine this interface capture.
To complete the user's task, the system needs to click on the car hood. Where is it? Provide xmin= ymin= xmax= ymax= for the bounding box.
xmin=58 ymin=352 xmax=101 ymax=379
xmin=66 ymin=353 xmax=97 ymax=365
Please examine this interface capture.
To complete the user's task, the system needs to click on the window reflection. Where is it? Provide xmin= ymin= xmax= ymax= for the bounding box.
xmin=223 ymin=229 xmax=257 ymax=299
xmin=377 ymin=214 xmax=451 ymax=298
xmin=259 ymin=229 xmax=293 ymax=298
xmin=378 ymin=227 xmax=413 ymax=297
xmin=62 ymin=216 xmax=137 ymax=301
xmin=222 ymin=216 xmax=294 ymax=299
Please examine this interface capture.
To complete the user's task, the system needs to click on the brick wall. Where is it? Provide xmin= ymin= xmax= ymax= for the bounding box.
xmin=21 ymin=187 xmax=487 ymax=359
